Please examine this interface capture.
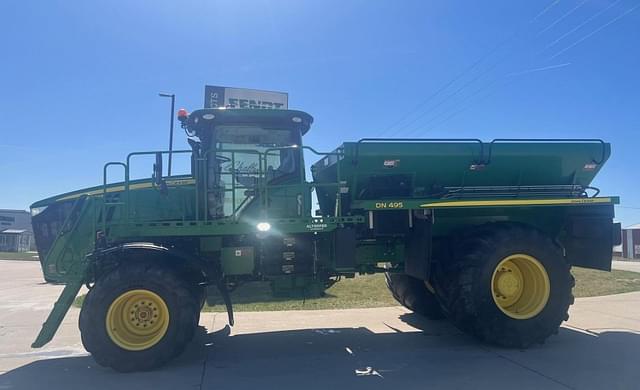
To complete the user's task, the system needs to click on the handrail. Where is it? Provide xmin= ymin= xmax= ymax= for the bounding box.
xmin=102 ymin=145 xmax=348 ymax=225
xmin=263 ymin=145 xmax=345 ymax=217
xmin=353 ymin=138 xmax=607 ymax=166
xmin=103 ymin=162 xmax=127 ymax=194
xmin=125 ymin=150 xmax=193 ymax=167
xmin=121 ymin=150 xmax=193 ymax=221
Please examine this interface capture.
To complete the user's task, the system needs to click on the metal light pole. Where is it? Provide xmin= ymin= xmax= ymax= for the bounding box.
xmin=158 ymin=92 xmax=175 ymax=176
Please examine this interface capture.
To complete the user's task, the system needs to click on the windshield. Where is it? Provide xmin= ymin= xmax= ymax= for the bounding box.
xmin=215 ymin=125 xmax=300 ymax=180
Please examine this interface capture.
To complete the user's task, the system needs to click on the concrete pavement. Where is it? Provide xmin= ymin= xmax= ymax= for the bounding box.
xmin=1 ymin=260 xmax=640 ymax=390
xmin=612 ymin=260 xmax=640 ymax=273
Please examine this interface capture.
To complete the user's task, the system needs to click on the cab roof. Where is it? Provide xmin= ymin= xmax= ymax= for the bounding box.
xmin=183 ymin=109 xmax=314 ymax=136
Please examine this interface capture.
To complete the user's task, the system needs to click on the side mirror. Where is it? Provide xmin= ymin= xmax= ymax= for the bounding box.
xmin=153 ymin=152 xmax=163 ymax=185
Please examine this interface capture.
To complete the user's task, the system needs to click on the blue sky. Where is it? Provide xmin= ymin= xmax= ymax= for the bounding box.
xmin=1 ymin=0 xmax=638 ymax=225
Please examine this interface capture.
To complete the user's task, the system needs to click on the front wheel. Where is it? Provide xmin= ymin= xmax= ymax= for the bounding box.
xmin=79 ymin=262 xmax=199 ymax=372
xmin=436 ymin=224 xmax=574 ymax=348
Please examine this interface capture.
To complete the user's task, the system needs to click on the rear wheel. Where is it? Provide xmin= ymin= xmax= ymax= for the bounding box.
xmin=385 ymin=273 xmax=444 ymax=319
xmin=79 ymin=262 xmax=199 ymax=372
xmin=435 ymin=224 xmax=574 ymax=348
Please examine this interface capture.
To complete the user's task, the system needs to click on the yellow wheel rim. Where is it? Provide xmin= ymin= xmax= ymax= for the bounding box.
xmin=106 ymin=289 xmax=170 ymax=351
xmin=491 ymin=254 xmax=550 ymax=320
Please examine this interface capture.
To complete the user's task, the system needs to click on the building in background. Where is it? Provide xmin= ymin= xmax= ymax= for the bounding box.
xmin=0 ymin=209 xmax=34 ymax=252
xmin=621 ymin=224 xmax=640 ymax=260
xmin=613 ymin=243 xmax=623 ymax=257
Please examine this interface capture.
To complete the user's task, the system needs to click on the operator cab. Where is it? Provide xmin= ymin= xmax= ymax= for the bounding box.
xmin=179 ymin=108 xmax=313 ymax=219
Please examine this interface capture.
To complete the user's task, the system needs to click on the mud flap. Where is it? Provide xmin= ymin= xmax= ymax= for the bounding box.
xmin=32 ymin=279 xmax=84 ymax=348
xmin=216 ymin=279 xmax=234 ymax=326
xmin=405 ymin=216 xmax=432 ymax=280
xmin=564 ymin=208 xmax=617 ymax=271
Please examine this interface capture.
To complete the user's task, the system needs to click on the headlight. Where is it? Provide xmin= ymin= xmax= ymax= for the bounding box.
xmin=256 ymin=222 xmax=271 ymax=232
xmin=31 ymin=206 xmax=48 ymax=217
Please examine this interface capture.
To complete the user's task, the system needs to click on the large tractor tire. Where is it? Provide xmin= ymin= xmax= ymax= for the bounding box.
xmin=79 ymin=262 xmax=199 ymax=372
xmin=385 ymin=273 xmax=445 ymax=319
xmin=435 ymin=224 xmax=574 ymax=348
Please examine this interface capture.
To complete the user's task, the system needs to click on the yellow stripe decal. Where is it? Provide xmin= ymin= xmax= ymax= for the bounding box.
xmin=420 ymin=197 xmax=613 ymax=208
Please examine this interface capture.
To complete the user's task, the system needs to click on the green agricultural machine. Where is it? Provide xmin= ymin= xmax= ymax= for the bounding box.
xmin=30 ymin=107 xmax=621 ymax=371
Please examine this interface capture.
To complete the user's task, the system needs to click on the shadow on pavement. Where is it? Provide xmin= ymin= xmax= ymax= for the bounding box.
xmin=1 ymin=316 xmax=639 ymax=390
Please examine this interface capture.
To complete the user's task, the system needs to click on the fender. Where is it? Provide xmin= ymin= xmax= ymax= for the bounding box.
xmin=92 ymin=242 xmax=234 ymax=326
xmin=90 ymin=242 xmax=214 ymax=283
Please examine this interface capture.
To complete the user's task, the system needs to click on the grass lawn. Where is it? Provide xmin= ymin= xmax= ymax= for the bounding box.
xmin=202 ymin=274 xmax=398 ymax=312
xmin=0 ymin=251 xmax=39 ymax=261
xmin=73 ymin=266 xmax=640 ymax=312
xmin=572 ymin=267 xmax=640 ymax=297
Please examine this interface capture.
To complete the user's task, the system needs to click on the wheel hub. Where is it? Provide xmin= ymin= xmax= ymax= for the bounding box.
xmin=496 ymin=271 xmax=520 ymax=297
xmin=490 ymin=254 xmax=550 ymax=320
xmin=106 ymin=289 xmax=170 ymax=351
xmin=130 ymin=300 xmax=158 ymax=326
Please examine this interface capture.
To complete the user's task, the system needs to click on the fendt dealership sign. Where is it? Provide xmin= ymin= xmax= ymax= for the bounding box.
xmin=204 ymin=85 xmax=288 ymax=109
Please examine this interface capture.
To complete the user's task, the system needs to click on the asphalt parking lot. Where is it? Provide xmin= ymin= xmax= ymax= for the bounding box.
xmin=1 ymin=260 xmax=639 ymax=390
